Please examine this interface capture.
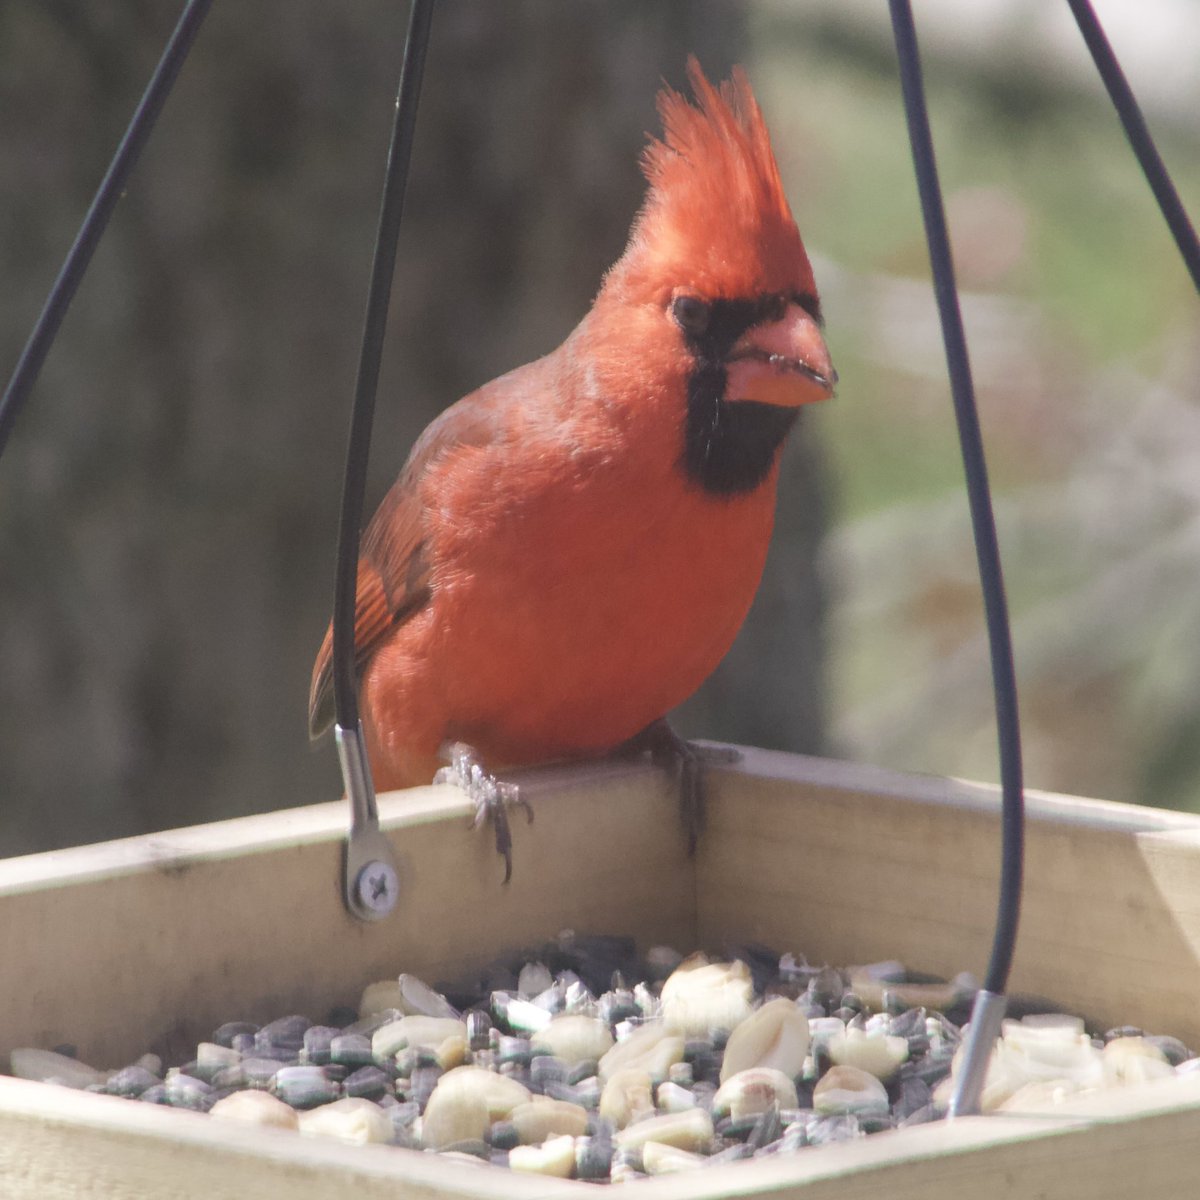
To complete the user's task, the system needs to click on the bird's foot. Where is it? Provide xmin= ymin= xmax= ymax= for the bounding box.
xmin=615 ymin=719 xmax=741 ymax=855
xmin=434 ymin=742 xmax=534 ymax=884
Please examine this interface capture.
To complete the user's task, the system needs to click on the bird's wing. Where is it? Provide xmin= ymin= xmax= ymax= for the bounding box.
xmin=307 ymin=388 xmax=512 ymax=738
xmin=306 ymin=495 xmax=430 ymax=739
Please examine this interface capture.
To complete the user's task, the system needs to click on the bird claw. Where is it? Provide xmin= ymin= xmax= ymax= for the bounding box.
xmin=434 ymin=743 xmax=533 ymax=884
xmin=616 ymin=720 xmax=741 ymax=856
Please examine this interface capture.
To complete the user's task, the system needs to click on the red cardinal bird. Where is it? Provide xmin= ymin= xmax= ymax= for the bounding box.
xmin=310 ymin=61 xmax=834 ymax=873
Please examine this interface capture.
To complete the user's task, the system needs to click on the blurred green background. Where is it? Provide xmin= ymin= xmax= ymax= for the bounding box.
xmin=754 ymin=0 xmax=1200 ymax=808
xmin=1 ymin=0 xmax=1197 ymax=855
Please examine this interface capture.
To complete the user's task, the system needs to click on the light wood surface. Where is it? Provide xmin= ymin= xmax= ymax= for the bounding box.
xmin=619 ymin=1073 xmax=1200 ymax=1200
xmin=0 ymin=1075 xmax=582 ymax=1200
xmin=4 ymin=749 xmax=1200 ymax=1197
xmin=697 ymin=748 xmax=1200 ymax=1046
xmin=0 ymin=759 xmax=693 ymax=1069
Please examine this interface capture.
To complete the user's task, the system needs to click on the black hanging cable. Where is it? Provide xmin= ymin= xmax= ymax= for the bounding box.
xmin=332 ymin=0 xmax=435 ymax=922
xmin=332 ymin=0 xmax=435 ymax=730
xmin=1066 ymin=0 xmax=1200 ymax=295
xmin=0 ymin=0 xmax=213 ymax=461
xmin=888 ymin=0 xmax=1025 ymax=1115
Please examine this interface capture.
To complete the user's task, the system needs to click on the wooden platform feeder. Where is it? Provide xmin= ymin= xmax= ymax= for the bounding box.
xmin=4 ymin=747 xmax=1200 ymax=1198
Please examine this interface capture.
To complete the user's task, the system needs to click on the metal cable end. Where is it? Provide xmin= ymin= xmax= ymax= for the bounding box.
xmin=947 ymin=988 xmax=1007 ymax=1118
xmin=336 ymin=721 xmax=400 ymax=921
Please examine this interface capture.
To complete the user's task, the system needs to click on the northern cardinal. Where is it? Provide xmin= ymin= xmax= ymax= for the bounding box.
xmin=310 ymin=61 xmax=834 ymax=873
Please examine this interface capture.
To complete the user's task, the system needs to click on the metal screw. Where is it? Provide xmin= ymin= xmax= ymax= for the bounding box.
xmin=355 ymin=859 xmax=399 ymax=916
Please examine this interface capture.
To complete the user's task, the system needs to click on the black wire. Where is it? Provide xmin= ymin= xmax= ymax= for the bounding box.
xmin=888 ymin=0 xmax=1025 ymax=997
xmin=1066 ymin=0 xmax=1200 ymax=295
xmin=0 ymin=0 xmax=213 ymax=462
xmin=331 ymin=0 xmax=436 ymax=731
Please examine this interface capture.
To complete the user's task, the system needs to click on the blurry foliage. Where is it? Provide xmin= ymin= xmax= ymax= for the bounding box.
xmin=749 ymin=4 xmax=1200 ymax=808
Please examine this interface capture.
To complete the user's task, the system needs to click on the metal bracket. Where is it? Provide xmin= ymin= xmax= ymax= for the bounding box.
xmin=336 ymin=722 xmax=399 ymax=921
xmin=947 ymin=988 xmax=1007 ymax=1117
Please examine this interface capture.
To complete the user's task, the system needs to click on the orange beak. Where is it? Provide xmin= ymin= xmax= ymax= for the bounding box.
xmin=724 ymin=303 xmax=836 ymax=408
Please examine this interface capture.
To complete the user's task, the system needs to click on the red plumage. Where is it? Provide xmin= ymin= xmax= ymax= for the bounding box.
xmin=310 ymin=60 xmax=834 ymax=792
xmin=619 ymin=64 xmax=815 ymax=302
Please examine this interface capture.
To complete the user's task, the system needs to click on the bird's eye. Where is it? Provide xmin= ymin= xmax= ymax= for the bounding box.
xmin=671 ymin=294 xmax=710 ymax=337
xmin=765 ymin=294 xmax=787 ymax=322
